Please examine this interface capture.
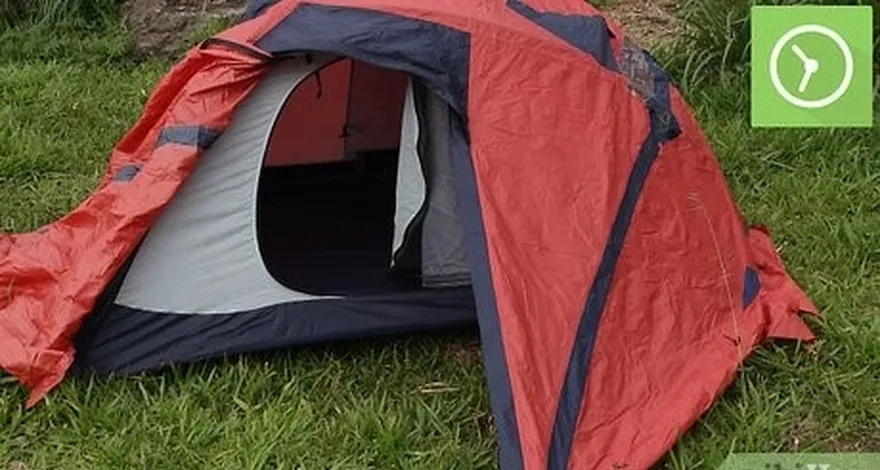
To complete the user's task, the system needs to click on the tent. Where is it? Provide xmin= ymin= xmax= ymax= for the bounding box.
xmin=0 ymin=0 xmax=817 ymax=468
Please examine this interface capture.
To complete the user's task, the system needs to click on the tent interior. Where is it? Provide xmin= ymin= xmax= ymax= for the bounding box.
xmin=256 ymin=58 xmax=469 ymax=298
xmin=258 ymin=154 xmax=417 ymax=296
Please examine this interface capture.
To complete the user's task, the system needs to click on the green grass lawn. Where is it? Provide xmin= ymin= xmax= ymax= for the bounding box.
xmin=1 ymin=4 xmax=879 ymax=469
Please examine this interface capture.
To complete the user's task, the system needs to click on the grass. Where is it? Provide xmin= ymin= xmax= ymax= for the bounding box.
xmin=1 ymin=335 xmax=496 ymax=469
xmin=0 ymin=0 xmax=119 ymax=30
xmin=0 ymin=60 xmax=168 ymax=232
xmin=1 ymin=1 xmax=879 ymax=469
xmin=663 ymin=0 xmax=879 ymax=99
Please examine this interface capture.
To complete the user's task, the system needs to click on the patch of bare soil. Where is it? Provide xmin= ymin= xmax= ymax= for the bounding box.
xmin=445 ymin=337 xmax=483 ymax=366
xmin=601 ymin=0 xmax=682 ymax=49
xmin=120 ymin=0 xmax=247 ymax=56
xmin=123 ymin=0 xmax=681 ymax=56
xmin=785 ymin=415 xmax=880 ymax=453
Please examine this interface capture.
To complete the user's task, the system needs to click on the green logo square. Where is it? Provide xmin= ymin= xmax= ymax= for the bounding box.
xmin=719 ymin=452 xmax=880 ymax=470
xmin=751 ymin=6 xmax=874 ymax=128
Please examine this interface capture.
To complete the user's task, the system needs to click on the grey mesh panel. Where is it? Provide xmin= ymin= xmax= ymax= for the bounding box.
xmin=416 ymin=84 xmax=470 ymax=287
xmin=391 ymin=80 xmax=425 ymax=258
xmin=116 ymin=57 xmax=339 ymax=314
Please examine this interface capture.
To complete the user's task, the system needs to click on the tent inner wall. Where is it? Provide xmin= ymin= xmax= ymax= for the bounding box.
xmin=264 ymin=59 xmax=408 ymax=166
xmin=392 ymin=83 xmax=470 ymax=288
xmin=114 ymin=57 xmax=334 ymax=315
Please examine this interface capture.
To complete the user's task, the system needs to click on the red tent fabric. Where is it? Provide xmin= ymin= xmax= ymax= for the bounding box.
xmin=0 ymin=0 xmax=815 ymax=468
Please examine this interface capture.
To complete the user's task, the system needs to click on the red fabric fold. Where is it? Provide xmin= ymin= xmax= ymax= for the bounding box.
xmin=749 ymin=226 xmax=817 ymax=342
xmin=0 ymin=44 xmax=268 ymax=407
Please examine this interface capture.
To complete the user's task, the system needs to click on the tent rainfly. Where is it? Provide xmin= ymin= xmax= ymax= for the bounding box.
xmin=0 ymin=0 xmax=816 ymax=468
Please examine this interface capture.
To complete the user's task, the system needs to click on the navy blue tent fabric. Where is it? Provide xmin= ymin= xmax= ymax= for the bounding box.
xmin=75 ymin=290 xmax=476 ymax=375
xmin=244 ymin=0 xmax=279 ymax=19
xmin=505 ymin=0 xmax=617 ymax=71
xmin=257 ymin=5 xmax=470 ymax=117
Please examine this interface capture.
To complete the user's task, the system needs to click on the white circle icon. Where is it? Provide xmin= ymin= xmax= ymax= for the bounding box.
xmin=769 ymin=24 xmax=854 ymax=109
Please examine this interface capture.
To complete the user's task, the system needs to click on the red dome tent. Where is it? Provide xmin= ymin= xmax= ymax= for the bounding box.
xmin=0 ymin=0 xmax=816 ymax=468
